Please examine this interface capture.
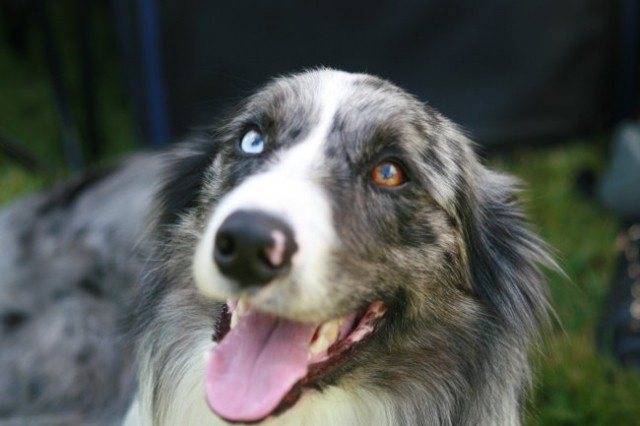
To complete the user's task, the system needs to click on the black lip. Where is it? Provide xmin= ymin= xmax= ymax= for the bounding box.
xmin=212 ymin=303 xmax=231 ymax=343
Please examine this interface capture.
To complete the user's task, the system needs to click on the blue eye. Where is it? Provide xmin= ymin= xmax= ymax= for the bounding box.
xmin=239 ymin=129 xmax=265 ymax=154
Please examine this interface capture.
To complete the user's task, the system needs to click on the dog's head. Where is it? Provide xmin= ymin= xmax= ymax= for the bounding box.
xmin=149 ymin=69 xmax=551 ymax=423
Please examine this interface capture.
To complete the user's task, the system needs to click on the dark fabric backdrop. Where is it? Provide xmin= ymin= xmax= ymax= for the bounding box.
xmin=155 ymin=0 xmax=618 ymax=147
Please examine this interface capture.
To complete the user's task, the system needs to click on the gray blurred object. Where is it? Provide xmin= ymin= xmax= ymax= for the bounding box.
xmin=598 ymin=122 xmax=640 ymax=221
xmin=595 ymin=123 xmax=640 ymax=370
xmin=0 ymin=154 xmax=160 ymax=426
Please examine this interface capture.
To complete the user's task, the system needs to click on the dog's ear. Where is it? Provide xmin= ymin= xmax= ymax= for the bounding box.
xmin=155 ymin=134 xmax=221 ymax=229
xmin=458 ymin=169 xmax=553 ymax=335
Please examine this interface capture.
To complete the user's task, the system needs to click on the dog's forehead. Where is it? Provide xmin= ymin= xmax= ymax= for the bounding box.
xmin=282 ymin=71 xmax=451 ymax=155
xmin=260 ymin=70 xmax=422 ymax=129
xmin=244 ymin=70 xmax=472 ymax=212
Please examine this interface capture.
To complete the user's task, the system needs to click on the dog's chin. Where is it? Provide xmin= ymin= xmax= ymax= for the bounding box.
xmin=204 ymin=298 xmax=388 ymax=424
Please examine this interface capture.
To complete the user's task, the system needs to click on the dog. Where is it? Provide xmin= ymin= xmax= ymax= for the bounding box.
xmin=0 ymin=69 xmax=551 ymax=426
xmin=0 ymin=155 xmax=160 ymax=425
xmin=121 ymin=69 xmax=552 ymax=426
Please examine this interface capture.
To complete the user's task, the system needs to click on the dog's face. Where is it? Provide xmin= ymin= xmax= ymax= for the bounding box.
xmin=149 ymin=69 xmax=548 ymax=425
xmin=184 ymin=70 xmax=479 ymax=422
xmin=194 ymin=70 xmax=473 ymax=316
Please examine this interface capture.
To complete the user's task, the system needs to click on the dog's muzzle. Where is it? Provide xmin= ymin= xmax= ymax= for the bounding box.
xmin=213 ymin=210 xmax=298 ymax=289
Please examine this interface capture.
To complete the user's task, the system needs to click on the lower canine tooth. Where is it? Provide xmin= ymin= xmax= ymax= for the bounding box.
xmin=236 ymin=298 xmax=249 ymax=316
xmin=230 ymin=298 xmax=250 ymax=329
xmin=230 ymin=311 xmax=239 ymax=329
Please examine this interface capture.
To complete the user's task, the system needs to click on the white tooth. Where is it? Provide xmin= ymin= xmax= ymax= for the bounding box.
xmin=236 ymin=298 xmax=249 ymax=316
xmin=309 ymin=335 xmax=329 ymax=356
xmin=230 ymin=298 xmax=250 ymax=330
xmin=309 ymin=319 xmax=342 ymax=356
xmin=322 ymin=320 xmax=341 ymax=343
xmin=230 ymin=311 xmax=239 ymax=330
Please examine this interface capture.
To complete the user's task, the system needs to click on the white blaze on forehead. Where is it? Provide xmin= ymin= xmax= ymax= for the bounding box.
xmin=193 ymin=71 xmax=355 ymax=308
xmin=277 ymin=70 xmax=353 ymax=173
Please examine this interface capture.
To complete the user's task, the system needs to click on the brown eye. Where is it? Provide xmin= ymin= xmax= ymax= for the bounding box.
xmin=371 ymin=161 xmax=406 ymax=187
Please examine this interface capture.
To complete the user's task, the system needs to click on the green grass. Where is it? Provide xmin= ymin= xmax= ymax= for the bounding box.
xmin=0 ymin=0 xmax=135 ymax=204
xmin=2 ymin=7 xmax=640 ymax=424
xmin=491 ymin=144 xmax=640 ymax=425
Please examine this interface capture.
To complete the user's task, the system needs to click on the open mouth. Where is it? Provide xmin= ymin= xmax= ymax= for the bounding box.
xmin=204 ymin=298 xmax=387 ymax=423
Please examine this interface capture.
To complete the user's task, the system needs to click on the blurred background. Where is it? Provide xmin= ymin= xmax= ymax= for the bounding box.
xmin=0 ymin=0 xmax=639 ymax=424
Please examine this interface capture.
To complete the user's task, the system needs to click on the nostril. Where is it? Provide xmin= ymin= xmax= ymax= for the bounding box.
xmin=215 ymin=232 xmax=236 ymax=258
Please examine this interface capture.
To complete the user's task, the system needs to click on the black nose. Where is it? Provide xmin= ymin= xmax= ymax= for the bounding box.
xmin=213 ymin=210 xmax=297 ymax=288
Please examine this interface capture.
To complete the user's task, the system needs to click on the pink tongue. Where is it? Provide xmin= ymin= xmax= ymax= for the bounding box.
xmin=205 ymin=309 xmax=317 ymax=422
